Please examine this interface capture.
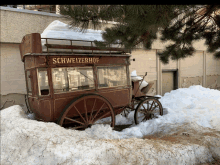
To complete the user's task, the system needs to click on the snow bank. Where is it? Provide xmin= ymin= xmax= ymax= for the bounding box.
xmin=1 ymin=105 xmax=219 ymax=165
xmin=1 ymin=86 xmax=220 ymax=164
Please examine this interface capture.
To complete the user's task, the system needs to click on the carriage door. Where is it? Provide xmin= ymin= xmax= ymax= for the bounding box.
xmin=25 ymin=69 xmax=38 ymax=113
xmin=162 ymin=70 xmax=178 ymax=96
xmin=37 ymin=68 xmax=53 ymax=121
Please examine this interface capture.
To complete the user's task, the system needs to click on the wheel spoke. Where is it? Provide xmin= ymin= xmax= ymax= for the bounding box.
xmin=84 ymin=99 xmax=88 ymax=122
xmin=93 ymin=111 xmax=111 ymax=123
xmin=149 ymin=101 xmax=154 ymax=110
xmin=141 ymin=104 xmax=147 ymax=111
xmin=141 ymin=116 xmax=147 ymax=122
xmin=91 ymin=102 xmax=106 ymax=122
xmin=73 ymin=105 xmax=86 ymax=123
xmin=151 ymin=104 xmax=159 ymax=111
xmin=89 ymin=98 xmax=96 ymax=122
xmin=64 ymin=117 xmax=84 ymax=125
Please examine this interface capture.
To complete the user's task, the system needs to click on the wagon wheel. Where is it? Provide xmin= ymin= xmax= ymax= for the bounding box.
xmin=58 ymin=94 xmax=115 ymax=130
xmin=134 ymin=98 xmax=163 ymax=125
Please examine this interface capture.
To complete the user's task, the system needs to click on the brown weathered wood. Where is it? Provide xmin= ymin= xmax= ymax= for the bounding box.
xmin=20 ymin=33 xmax=132 ymax=125
xmin=20 ymin=33 xmax=42 ymax=61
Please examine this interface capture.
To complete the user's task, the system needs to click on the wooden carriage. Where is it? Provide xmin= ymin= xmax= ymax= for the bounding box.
xmin=20 ymin=33 xmax=163 ymax=129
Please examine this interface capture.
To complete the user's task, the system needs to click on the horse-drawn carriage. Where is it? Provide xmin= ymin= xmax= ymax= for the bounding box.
xmin=19 ymin=33 xmax=163 ymax=129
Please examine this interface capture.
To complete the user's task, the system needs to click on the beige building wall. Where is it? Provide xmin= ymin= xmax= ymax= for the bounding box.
xmin=130 ymin=49 xmax=157 ymax=95
xmin=130 ymin=49 xmax=157 ymax=81
xmin=1 ymin=43 xmax=26 ymax=95
xmin=180 ymin=51 xmax=203 ymax=77
xmin=206 ymin=53 xmax=220 ymax=90
xmin=130 ymin=49 xmax=220 ymax=95
xmin=180 ymin=51 xmax=204 ymax=88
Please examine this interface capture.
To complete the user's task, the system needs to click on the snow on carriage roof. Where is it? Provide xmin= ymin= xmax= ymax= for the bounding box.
xmin=40 ymin=20 xmax=128 ymax=54
xmin=41 ymin=20 xmax=104 ymax=41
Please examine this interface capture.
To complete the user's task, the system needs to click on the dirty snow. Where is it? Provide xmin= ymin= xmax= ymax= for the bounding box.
xmin=1 ymin=85 xmax=220 ymax=164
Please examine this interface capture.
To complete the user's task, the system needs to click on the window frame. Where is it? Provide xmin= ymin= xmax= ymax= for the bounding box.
xmin=25 ymin=69 xmax=33 ymax=96
xmin=97 ymin=65 xmax=128 ymax=89
xmin=51 ymin=66 xmax=96 ymax=94
xmin=37 ymin=68 xmax=50 ymax=96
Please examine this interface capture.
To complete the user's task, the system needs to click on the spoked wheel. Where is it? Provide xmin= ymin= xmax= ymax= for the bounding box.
xmin=58 ymin=94 xmax=115 ymax=130
xmin=134 ymin=98 xmax=163 ymax=125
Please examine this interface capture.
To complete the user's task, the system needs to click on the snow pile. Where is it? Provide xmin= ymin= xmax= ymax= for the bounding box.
xmin=112 ymin=85 xmax=220 ymax=139
xmin=1 ymin=86 xmax=220 ymax=164
xmin=160 ymin=85 xmax=220 ymax=131
xmin=131 ymin=70 xmax=149 ymax=90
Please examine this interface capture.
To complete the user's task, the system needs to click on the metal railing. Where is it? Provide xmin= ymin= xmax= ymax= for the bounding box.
xmin=41 ymin=37 xmax=130 ymax=54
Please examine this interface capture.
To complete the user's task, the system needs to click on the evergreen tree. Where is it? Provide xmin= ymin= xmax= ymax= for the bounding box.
xmin=60 ymin=5 xmax=220 ymax=64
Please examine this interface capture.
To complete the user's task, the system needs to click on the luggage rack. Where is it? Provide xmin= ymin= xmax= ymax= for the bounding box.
xmin=19 ymin=33 xmax=131 ymax=62
xmin=41 ymin=37 xmax=130 ymax=54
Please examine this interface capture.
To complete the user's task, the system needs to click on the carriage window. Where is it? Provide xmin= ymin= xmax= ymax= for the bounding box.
xmin=26 ymin=70 xmax=32 ymax=95
xmin=52 ymin=67 xmax=94 ymax=93
xmin=38 ymin=68 xmax=50 ymax=95
xmin=97 ymin=66 xmax=127 ymax=88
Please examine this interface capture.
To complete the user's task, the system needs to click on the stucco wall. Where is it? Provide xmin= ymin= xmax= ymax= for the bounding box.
xmin=161 ymin=59 xmax=178 ymax=70
xmin=206 ymin=53 xmax=220 ymax=76
xmin=180 ymin=51 xmax=204 ymax=77
xmin=1 ymin=43 xmax=26 ymax=95
xmin=130 ymin=49 xmax=220 ymax=95
xmin=130 ymin=49 xmax=157 ymax=82
xmin=181 ymin=76 xmax=203 ymax=88
xmin=1 ymin=7 xmax=64 ymax=43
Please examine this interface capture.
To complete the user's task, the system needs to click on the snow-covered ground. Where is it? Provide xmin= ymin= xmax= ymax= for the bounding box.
xmin=1 ymin=85 xmax=220 ymax=164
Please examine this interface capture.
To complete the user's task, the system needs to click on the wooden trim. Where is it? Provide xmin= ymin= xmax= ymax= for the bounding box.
xmin=177 ymin=59 xmax=181 ymax=88
xmin=156 ymin=50 xmax=162 ymax=95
